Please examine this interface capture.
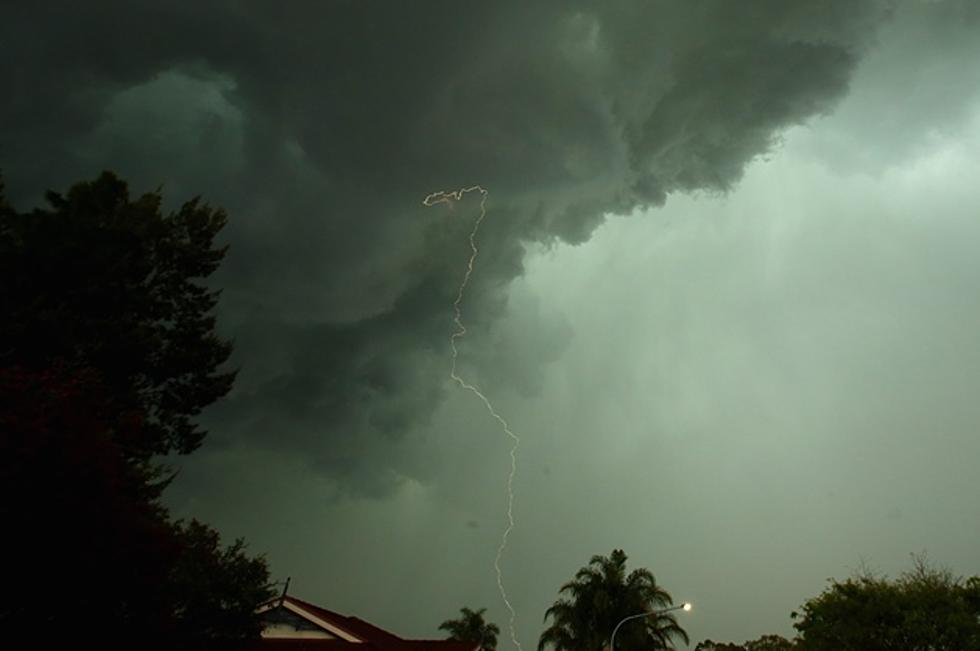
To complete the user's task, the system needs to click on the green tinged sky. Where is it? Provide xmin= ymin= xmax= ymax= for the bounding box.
xmin=3 ymin=0 xmax=980 ymax=645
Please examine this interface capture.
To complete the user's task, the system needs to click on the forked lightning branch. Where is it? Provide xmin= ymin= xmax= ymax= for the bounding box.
xmin=422 ymin=187 xmax=524 ymax=651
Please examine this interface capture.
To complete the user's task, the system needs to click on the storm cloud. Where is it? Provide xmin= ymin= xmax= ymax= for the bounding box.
xmin=7 ymin=0 xmax=980 ymax=646
xmin=0 ymin=1 xmax=893 ymax=495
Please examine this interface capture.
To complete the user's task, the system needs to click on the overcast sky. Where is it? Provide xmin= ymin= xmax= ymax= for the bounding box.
xmin=4 ymin=0 xmax=980 ymax=646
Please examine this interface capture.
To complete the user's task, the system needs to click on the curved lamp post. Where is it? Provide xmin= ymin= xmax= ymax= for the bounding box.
xmin=608 ymin=602 xmax=692 ymax=651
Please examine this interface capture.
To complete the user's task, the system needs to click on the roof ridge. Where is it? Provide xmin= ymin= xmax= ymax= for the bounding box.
xmin=280 ymin=597 xmax=409 ymax=643
xmin=277 ymin=595 xmax=366 ymax=641
xmin=346 ymin=616 xmax=406 ymax=641
xmin=284 ymin=595 xmax=347 ymax=616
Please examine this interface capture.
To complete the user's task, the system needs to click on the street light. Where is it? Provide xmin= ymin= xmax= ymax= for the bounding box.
xmin=608 ymin=603 xmax=692 ymax=651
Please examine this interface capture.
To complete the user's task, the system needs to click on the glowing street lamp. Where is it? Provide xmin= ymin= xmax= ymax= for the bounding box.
xmin=608 ymin=602 xmax=692 ymax=651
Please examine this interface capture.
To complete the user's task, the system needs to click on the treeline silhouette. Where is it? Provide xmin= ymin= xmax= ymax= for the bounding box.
xmin=0 ymin=172 xmax=273 ymax=648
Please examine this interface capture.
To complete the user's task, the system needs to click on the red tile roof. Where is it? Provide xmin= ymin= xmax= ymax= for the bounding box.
xmin=257 ymin=643 xmax=479 ymax=651
xmin=256 ymin=596 xmax=480 ymax=651
xmin=257 ymin=642 xmax=372 ymax=651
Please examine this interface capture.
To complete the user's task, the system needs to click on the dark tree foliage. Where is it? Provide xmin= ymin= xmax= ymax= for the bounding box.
xmin=0 ymin=364 xmax=176 ymax=634
xmin=695 ymin=642 xmax=747 ymax=651
xmin=792 ymin=556 xmax=980 ymax=651
xmin=439 ymin=606 xmax=501 ymax=651
xmin=0 ymin=171 xmax=235 ymax=463
xmin=168 ymin=519 xmax=276 ymax=643
xmin=696 ymin=634 xmax=798 ymax=651
xmin=743 ymin=635 xmax=798 ymax=651
xmin=0 ymin=173 xmax=273 ymax=647
xmin=539 ymin=549 xmax=689 ymax=651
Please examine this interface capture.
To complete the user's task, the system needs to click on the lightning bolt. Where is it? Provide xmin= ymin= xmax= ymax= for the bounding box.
xmin=422 ymin=186 xmax=523 ymax=651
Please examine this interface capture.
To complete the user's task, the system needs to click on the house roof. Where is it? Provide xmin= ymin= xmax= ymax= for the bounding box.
xmin=255 ymin=595 xmax=481 ymax=651
xmin=258 ymin=643 xmax=481 ymax=651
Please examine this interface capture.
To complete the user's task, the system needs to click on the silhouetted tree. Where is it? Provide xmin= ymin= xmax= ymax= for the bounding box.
xmin=696 ymin=635 xmax=797 ymax=651
xmin=168 ymin=519 xmax=275 ymax=644
xmin=745 ymin=635 xmax=798 ymax=651
xmin=695 ymin=642 xmax=746 ymax=651
xmin=0 ymin=172 xmax=272 ymax=647
xmin=0 ymin=171 xmax=235 ymax=468
xmin=0 ymin=363 xmax=177 ymax=634
xmin=792 ymin=555 xmax=980 ymax=650
xmin=439 ymin=607 xmax=501 ymax=651
xmin=539 ymin=549 xmax=689 ymax=651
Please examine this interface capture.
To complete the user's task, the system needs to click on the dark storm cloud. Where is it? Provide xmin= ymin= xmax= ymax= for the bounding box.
xmin=1 ymin=1 xmax=887 ymax=495
xmin=797 ymin=0 xmax=980 ymax=173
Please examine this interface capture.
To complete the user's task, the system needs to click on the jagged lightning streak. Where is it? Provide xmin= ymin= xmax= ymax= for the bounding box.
xmin=422 ymin=186 xmax=523 ymax=651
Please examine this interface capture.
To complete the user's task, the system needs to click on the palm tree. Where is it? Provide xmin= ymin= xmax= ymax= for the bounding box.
xmin=538 ymin=549 xmax=689 ymax=651
xmin=439 ymin=606 xmax=500 ymax=651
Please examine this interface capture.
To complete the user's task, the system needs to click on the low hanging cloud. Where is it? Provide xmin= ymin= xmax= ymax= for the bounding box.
xmin=1 ymin=1 xmax=890 ymax=496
